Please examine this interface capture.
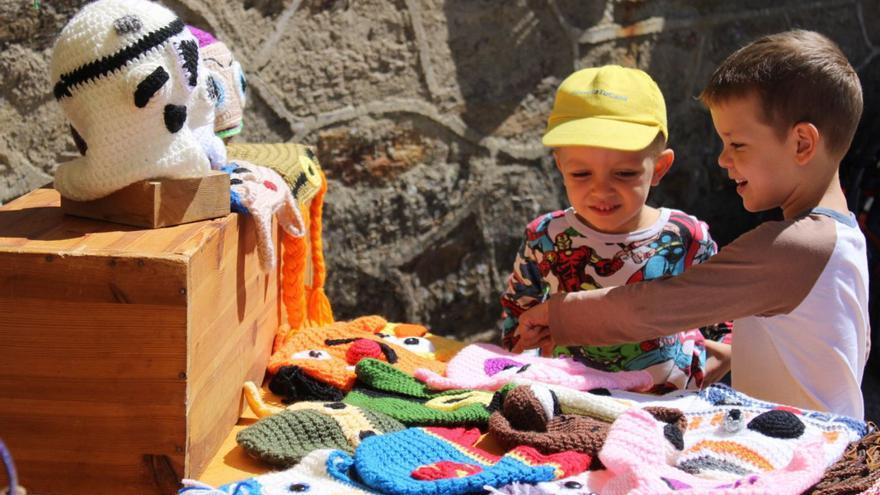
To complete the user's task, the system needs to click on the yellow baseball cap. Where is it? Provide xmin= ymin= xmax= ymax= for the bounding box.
xmin=542 ymin=65 xmax=668 ymax=151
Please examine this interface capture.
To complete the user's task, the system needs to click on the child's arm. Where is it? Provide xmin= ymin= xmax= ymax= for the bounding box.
xmin=684 ymin=217 xmax=735 ymax=343
xmin=500 ymin=229 xmax=550 ymax=351
xmin=520 ymin=217 xmax=836 ymax=347
xmin=703 ymin=339 xmax=731 ymax=384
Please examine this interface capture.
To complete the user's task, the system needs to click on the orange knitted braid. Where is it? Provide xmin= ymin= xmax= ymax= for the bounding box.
xmin=278 ymin=210 xmax=309 ymax=350
xmin=306 ymin=170 xmax=333 ymax=327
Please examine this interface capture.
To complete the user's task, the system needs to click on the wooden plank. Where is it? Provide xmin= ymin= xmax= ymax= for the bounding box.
xmin=186 ymin=214 xmax=279 ymax=477
xmin=0 ymin=253 xmax=188 ymax=305
xmin=0 ymin=187 xmax=226 ymax=258
xmin=60 ymin=172 xmax=230 ymax=229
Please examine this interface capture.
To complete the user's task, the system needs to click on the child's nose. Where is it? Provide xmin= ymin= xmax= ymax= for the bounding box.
xmin=717 ymin=148 xmax=733 ymax=169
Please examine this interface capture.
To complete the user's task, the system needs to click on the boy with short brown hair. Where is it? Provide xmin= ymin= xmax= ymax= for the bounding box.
xmin=516 ymin=30 xmax=870 ymax=418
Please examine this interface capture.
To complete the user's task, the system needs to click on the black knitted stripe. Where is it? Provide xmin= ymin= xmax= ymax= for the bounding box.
xmin=291 ymin=171 xmax=309 ymax=198
xmin=54 ymin=18 xmax=185 ymax=99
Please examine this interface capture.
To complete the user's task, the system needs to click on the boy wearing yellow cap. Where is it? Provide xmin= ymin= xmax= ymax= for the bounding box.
xmin=500 ymin=65 xmax=731 ymax=392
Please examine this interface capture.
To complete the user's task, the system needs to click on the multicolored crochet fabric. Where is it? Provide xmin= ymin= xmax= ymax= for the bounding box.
xmin=598 ymin=407 xmax=829 ymax=495
xmin=180 ymin=449 xmax=370 ymax=494
xmin=414 ymin=343 xmax=653 ymax=392
xmin=326 ymin=426 xmax=591 ymax=495
xmin=235 ymin=400 xmax=405 ymax=467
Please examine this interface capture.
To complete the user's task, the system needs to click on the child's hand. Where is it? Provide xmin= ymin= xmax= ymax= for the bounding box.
xmin=511 ymin=325 xmax=553 ymax=354
xmin=517 ymin=301 xmax=550 ymax=331
xmin=512 ymin=301 xmax=553 ymax=353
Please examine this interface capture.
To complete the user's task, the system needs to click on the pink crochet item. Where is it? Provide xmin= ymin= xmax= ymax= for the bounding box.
xmin=226 ymin=160 xmax=305 ymax=272
xmin=597 ymin=408 xmax=827 ymax=495
xmin=414 ymin=343 xmax=653 ymax=392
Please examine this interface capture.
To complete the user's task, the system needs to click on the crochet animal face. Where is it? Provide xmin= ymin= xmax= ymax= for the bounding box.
xmin=201 ymin=40 xmax=247 ymax=138
xmin=51 ymin=0 xmax=212 ymax=200
xmin=268 ymin=317 xmax=446 ymax=398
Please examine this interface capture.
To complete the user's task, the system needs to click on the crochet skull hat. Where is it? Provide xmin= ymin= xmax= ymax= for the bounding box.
xmin=51 ymin=0 xmax=212 ymax=200
xmin=187 ymin=25 xmax=247 ymax=139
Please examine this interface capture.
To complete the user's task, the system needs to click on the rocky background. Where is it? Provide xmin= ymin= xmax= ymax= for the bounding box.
xmin=2 ymin=0 xmax=879 ymax=413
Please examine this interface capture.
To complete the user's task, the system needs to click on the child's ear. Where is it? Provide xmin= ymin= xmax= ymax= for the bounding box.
xmin=650 ymin=149 xmax=675 ymax=186
xmin=792 ymin=122 xmax=819 ymax=165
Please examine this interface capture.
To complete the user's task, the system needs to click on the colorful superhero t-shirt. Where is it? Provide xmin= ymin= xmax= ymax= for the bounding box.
xmin=500 ymin=207 xmax=730 ymax=391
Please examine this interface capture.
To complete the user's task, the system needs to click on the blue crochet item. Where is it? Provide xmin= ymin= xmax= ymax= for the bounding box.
xmin=220 ymin=164 xmax=247 ymax=214
xmin=326 ymin=426 xmax=590 ymax=495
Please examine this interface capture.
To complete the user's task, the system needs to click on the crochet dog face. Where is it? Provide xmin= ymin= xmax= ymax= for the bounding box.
xmin=51 ymin=0 xmax=212 ymax=200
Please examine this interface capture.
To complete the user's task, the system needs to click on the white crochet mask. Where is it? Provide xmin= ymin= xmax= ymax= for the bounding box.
xmin=50 ymin=0 xmax=211 ymax=201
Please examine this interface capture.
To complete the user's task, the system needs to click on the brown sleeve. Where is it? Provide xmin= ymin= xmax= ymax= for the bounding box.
xmin=548 ymin=215 xmax=837 ymax=346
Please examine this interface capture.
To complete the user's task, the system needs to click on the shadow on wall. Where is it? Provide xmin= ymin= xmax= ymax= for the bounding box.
xmin=443 ymin=0 xmax=583 ymax=137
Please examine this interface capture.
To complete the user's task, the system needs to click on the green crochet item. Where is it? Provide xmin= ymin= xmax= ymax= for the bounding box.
xmin=235 ymin=401 xmax=404 ymax=467
xmin=341 ymin=358 xmax=496 ymax=426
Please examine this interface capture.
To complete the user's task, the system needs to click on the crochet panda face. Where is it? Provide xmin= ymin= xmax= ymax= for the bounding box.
xmin=50 ymin=0 xmax=211 ymax=201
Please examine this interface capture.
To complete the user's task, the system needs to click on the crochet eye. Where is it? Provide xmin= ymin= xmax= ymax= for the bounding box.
xmin=134 ymin=66 xmax=169 ymax=108
xmin=381 ymin=335 xmax=436 ymax=354
xmin=288 ymin=483 xmax=310 ymax=492
xmin=291 ymin=350 xmax=331 ymax=360
xmin=234 ymin=61 xmax=247 ymax=101
xmin=206 ymin=74 xmax=226 ymax=108
xmin=562 ymin=480 xmax=583 ymax=489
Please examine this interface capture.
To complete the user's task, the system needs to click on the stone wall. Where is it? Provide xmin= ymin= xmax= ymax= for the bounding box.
xmin=2 ymin=0 xmax=879 ymax=341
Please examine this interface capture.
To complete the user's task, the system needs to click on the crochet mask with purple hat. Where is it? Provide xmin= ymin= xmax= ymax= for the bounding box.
xmin=187 ymin=25 xmax=247 ymax=139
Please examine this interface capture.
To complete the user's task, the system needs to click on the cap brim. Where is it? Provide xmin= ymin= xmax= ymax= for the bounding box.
xmin=542 ymin=117 xmax=663 ymax=151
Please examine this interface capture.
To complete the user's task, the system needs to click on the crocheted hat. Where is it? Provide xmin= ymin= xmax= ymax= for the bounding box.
xmin=179 ymin=449 xmax=371 ymax=494
xmin=268 ymin=316 xmax=446 ymax=398
xmin=326 ymin=426 xmax=591 ymax=495
xmin=414 ymin=343 xmax=653 ymax=392
xmin=226 ymin=143 xmax=328 ymax=331
xmin=186 ymin=25 xmax=246 ymax=138
xmin=228 ymin=144 xmax=323 ymax=202
xmin=51 ymin=0 xmax=213 ymax=201
xmin=488 ymin=384 xmax=612 ymax=456
xmin=508 ymin=377 xmax=637 ymax=422
xmin=340 ymin=358 xmax=494 ymax=426
xmin=222 ymin=160 xmax=305 ymax=272
xmin=235 ymin=400 xmax=405 ymax=467
xmin=598 ymin=408 xmax=828 ymax=495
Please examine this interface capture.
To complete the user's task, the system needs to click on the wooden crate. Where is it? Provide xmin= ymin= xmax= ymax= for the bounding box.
xmin=0 ymin=186 xmax=280 ymax=494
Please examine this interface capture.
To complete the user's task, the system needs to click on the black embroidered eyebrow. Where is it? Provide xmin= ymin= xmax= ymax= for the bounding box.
xmin=134 ymin=66 xmax=169 ymax=108
xmin=203 ymin=56 xmax=233 ymax=68
xmin=54 ymin=18 xmax=185 ymax=100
